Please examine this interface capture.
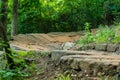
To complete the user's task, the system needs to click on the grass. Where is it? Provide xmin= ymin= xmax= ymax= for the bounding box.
xmin=54 ymin=74 xmax=71 ymax=80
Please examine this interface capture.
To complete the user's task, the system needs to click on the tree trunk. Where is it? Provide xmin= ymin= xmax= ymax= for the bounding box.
xmin=11 ymin=0 xmax=18 ymax=37
xmin=0 ymin=0 xmax=14 ymax=69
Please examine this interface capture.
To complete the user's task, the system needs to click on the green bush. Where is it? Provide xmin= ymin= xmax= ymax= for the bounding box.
xmin=7 ymin=0 xmax=120 ymax=34
xmin=77 ymin=24 xmax=120 ymax=44
xmin=0 ymin=49 xmax=36 ymax=80
xmin=0 ymin=69 xmax=29 ymax=80
xmin=95 ymin=26 xmax=115 ymax=43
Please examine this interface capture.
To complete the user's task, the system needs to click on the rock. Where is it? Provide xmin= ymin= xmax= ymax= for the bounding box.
xmin=51 ymin=50 xmax=66 ymax=61
xmin=95 ymin=44 xmax=107 ymax=51
xmin=117 ymin=63 xmax=120 ymax=73
xmin=70 ymin=60 xmax=81 ymax=71
xmin=88 ymin=44 xmax=95 ymax=50
xmin=51 ymin=50 xmax=96 ymax=61
xmin=116 ymin=46 xmax=120 ymax=55
xmin=60 ymin=42 xmax=75 ymax=50
xmin=107 ymin=44 xmax=119 ymax=52
xmin=76 ymin=44 xmax=89 ymax=51
xmin=10 ymin=45 xmax=26 ymax=51
xmin=56 ymin=50 xmax=120 ymax=78
xmin=82 ymin=44 xmax=95 ymax=50
xmin=60 ymin=56 xmax=120 ymax=76
xmin=81 ymin=45 xmax=89 ymax=50
xmin=52 ymin=50 xmax=120 ymax=79
xmin=13 ymin=46 xmax=21 ymax=50
xmin=71 ymin=44 xmax=82 ymax=50
xmin=79 ymin=61 xmax=90 ymax=71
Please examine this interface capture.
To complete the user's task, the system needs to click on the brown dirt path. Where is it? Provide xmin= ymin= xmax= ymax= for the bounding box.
xmin=10 ymin=32 xmax=83 ymax=51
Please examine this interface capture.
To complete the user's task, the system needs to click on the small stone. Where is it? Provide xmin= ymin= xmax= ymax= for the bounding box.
xmin=95 ymin=44 xmax=107 ymax=51
xmin=60 ymin=42 xmax=75 ymax=50
xmin=77 ymin=73 xmax=83 ymax=78
xmin=85 ymin=74 xmax=89 ymax=77
xmin=78 ymin=45 xmax=84 ymax=51
xmin=97 ymin=72 xmax=102 ymax=76
xmin=71 ymin=74 xmax=77 ymax=77
xmin=70 ymin=60 xmax=81 ymax=70
xmin=116 ymin=45 xmax=120 ymax=55
xmin=82 ymin=45 xmax=89 ymax=50
xmin=88 ymin=43 xmax=95 ymax=50
xmin=51 ymin=50 xmax=66 ymax=61
xmin=107 ymin=44 xmax=119 ymax=52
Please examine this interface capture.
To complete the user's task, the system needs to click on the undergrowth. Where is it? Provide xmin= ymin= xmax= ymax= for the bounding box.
xmin=77 ymin=24 xmax=120 ymax=44
xmin=0 ymin=50 xmax=36 ymax=80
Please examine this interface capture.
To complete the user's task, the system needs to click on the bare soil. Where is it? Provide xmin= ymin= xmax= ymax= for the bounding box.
xmin=10 ymin=32 xmax=82 ymax=51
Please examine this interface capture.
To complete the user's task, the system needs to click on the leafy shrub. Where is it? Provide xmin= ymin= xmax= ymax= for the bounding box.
xmin=77 ymin=31 xmax=95 ymax=45
xmin=0 ymin=69 xmax=29 ymax=80
xmin=0 ymin=50 xmax=36 ymax=80
xmin=77 ymin=24 xmax=120 ymax=44
xmin=95 ymin=26 xmax=115 ymax=43
xmin=77 ymin=22 xmax=95 ymax=44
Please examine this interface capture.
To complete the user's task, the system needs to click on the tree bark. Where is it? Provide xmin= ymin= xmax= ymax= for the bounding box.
xmin=11 ymin=0 xmax=18 ymax=37
xmin=0 ymin=0 xmax=14 ymax=69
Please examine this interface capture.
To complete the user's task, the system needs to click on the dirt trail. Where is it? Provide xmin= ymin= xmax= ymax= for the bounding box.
xmin=10 ymin=32 xmax=83 ymax=51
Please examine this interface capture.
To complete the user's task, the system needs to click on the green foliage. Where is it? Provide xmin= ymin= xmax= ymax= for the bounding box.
xmin=0 ymin=69 xmax=29 ymax=80
xmin=7 ymin=0 xmax=120 ymax=34
xmin=8 ymin=49 xmax=28 ymax=65
xmin=77 ymin=22 xmax=94 ymax=44
xmin=7 ymin=0 xmax=13 ymax=36
xmin=0 ymin=49 xmax=36 ymax=80
xmin=95 ymin=26 xmax=115 ymax=43
xmin=84 ymin=22 xmax=91 ymax=32
xmin=77 ymin=32 xmax=95 ymax=44
xmin=54 ymin=74 xmax=71 ymax=80
xmin=77 ymin=24 xmax=120 ymax=44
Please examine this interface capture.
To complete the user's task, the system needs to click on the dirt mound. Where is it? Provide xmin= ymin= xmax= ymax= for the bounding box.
xmin=10 ymin=32 xmax=82 ymax=51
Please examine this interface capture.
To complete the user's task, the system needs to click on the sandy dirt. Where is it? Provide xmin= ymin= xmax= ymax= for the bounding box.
xmin=10 ymin=32 xmax=83 ymax=51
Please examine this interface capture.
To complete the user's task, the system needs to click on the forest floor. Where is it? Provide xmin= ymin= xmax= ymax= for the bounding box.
xmin=9 ymin=29 xmax=120 ymax=80
xmin=10 ymin=31 xmax=84 ymax=80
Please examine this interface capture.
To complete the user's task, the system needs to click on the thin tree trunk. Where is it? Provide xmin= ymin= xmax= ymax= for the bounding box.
xmin=11 ymin=0 xmax=18 ymax=37
xmin=0 ymin=0 xmax=14 ymax=69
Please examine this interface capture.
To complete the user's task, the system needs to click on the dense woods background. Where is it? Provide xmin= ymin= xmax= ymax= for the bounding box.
xmin=7 ymin=0 xmax=120 ymax=34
